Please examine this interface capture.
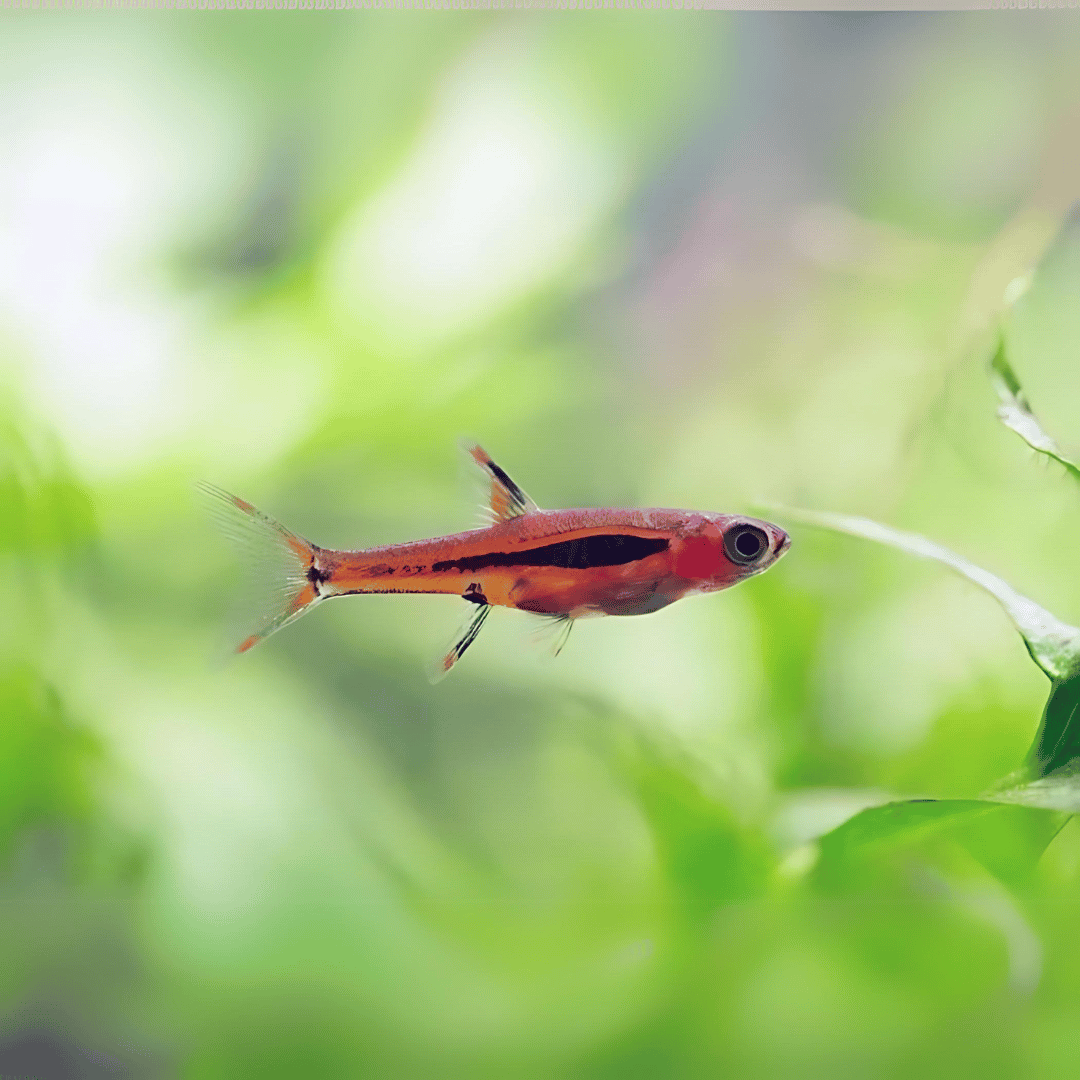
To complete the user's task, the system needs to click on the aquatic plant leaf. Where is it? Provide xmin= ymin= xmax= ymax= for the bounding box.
xmin=1003 ymin=674 xmax=1080 ymax=785
xmin=815 ymin=797 xmax=1065 ymax=890
xmin=770 ymin=507 xmax=1080 ymax=683
xmin=816 ymin=799 xmax=993 ymax=862
xmin=621 ymin=742 xmax=771 ymax=918
xmin=991 ymin=338 xmax=1080 ymax=485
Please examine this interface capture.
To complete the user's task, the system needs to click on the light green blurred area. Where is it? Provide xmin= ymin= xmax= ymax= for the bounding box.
xmin=3 ymin=11 xmax=1080 ymax=1079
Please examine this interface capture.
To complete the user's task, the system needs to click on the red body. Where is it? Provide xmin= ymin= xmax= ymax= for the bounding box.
xmin=317 ymin=507 xmax=790 ymax=619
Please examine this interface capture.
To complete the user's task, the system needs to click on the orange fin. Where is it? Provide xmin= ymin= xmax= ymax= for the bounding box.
xmin=428 ymin=603 xmax=491 ymax=683
xmin=463 ymin=441 xmax=539 ymax=524
xmin=199 ymin=482 xmax=322 ymax=653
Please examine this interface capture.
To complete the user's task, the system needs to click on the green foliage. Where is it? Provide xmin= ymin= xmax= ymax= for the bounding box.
xmin=1028 ymin=675 xmax=1080 ymax=777
xmin=769 ymin=505 xmax=1080 ymax=686
xmin=0 ymin=419 xmax=95 ymax=557
xmin=991 ymin=338 xmax=1080 ymax=487
xmin=0 ymin=666 xmax=97 ymax=858
xmin=771 ymin=331 xmax=1080 ymax=943
xmin=5 ymin=15 xmax=1080 ymax=1080
xmin=621 ymin=738 xmax=771 ymax=919
xmin=815 ymin=799 xmax=1064 ymax=891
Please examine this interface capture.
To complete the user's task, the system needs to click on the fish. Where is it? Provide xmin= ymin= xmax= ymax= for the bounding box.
xmin=201 ymin=443 xmax=791 ymax=680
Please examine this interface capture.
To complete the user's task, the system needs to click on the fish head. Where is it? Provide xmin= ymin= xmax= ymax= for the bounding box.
xmin=671 ymin=513 xmax=790 ymax=589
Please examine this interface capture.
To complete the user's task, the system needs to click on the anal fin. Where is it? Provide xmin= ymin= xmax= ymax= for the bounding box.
xmin=428 ymin=603 xmax=491 ymax=683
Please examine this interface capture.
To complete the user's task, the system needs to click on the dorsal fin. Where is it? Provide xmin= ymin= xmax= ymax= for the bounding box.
xmin=464 ymin=442 xmax=539 ymax=523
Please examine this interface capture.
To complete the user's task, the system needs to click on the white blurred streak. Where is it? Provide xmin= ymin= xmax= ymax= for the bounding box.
xmin=772 ymin=787 xmax=894 ymax=850
xmin=964 ymin=883 xmax=1042 ymax=997
xmin=1 ymin=108 xmax=174 ymax=470
xmin=0 ymin=52 xmax=247 ymax=476
xmin=920 ymin=868 xmax=1043 ymax=998
xmin=325 ymin=30 xmax=620 ymax=352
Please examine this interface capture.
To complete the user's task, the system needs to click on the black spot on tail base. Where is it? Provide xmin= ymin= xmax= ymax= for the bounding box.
xmin=307 ymin=560 xmax=330 ymax=595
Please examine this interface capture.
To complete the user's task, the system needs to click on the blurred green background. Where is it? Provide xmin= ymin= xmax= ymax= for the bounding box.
xmin=4 ymin=11 xmax=1080 ymax=1079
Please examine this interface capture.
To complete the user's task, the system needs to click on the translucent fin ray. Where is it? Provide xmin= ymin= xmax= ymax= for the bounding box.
xmin=198 ymin=482 xmax=321 ymax=653
xmin=528 ymin=613 xmax=575 ymax=658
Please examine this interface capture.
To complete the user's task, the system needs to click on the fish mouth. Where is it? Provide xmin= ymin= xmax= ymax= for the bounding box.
xmin=775 ymin=532 xmax=792 ymax=557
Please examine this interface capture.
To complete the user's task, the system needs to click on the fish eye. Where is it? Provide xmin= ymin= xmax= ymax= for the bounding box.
xmin=724 ymin=524 xmax=768 ymax=566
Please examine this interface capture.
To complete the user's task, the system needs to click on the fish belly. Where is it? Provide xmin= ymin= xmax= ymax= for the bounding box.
xmin=506 ymin=567 xmax=680 ymax=618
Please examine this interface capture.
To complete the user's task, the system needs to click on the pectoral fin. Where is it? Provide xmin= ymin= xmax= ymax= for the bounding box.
xmin=464 ymin=442 xmax=539 ymax=523
xmin=530 ymin=613 xmax=575 ymax=657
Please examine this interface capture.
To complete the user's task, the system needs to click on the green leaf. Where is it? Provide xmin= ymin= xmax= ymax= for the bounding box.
xmin=621 ymin=741 xmax=771 ymax=919
xmin=817 ymin=799 xmax=994 ymax=863
xmin=815 ymin=797 xmax=1065 ymax=889
xmin=768 ymin=507 xmax=1080 ymax=683
xmin=0 ymin=665 xmax=99 ymax=860
xmin=1025 ymin=674 xmax=1080 ymax=776
xmin=990 ymin=337 xmax=1080 ymax=485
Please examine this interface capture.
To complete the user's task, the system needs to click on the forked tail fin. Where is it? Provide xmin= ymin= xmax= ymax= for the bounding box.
xmin=198 ymin=482 xmax=322 ymax=653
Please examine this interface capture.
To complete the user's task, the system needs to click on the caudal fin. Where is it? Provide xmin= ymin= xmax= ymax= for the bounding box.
xmin=198 ymin=482 xmax=321 ymax=653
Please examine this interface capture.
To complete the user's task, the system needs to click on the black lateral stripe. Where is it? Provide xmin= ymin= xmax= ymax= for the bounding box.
xmin=432 ymin=534 xmax=669 ymax=573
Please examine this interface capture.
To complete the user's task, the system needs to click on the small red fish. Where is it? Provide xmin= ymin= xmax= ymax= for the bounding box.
xmin=203 ymin=444 xmax=790 ymax=679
